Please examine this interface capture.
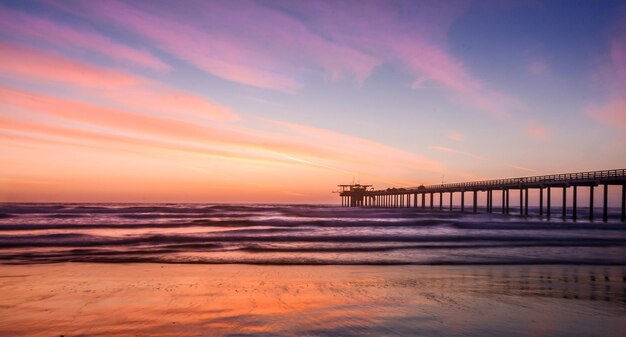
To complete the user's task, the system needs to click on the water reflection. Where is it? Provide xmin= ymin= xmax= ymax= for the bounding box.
xmin=0 ymin=264 xmax=624 ymax=336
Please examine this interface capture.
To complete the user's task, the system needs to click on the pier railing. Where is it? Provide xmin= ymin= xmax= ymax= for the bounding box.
xmin=338 ymin=168 xmax=626 ymax=221
xmin=406 ymin=168 xmax=626 ymax=192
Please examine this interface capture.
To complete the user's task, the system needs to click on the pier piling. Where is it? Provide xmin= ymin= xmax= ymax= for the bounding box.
xmin=338 ymin=169 xmax=626 ymax=221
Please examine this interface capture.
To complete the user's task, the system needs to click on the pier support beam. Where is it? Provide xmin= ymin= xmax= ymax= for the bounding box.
xmin=422 ymin=193 xmax=426 ymax=209
xmin=430 ymin=193 xmax=434 ymax=209
xmin=562 ymin=187 xmax=567 ymax=218
xmin=439 ymin=192 xmax=443 ymax=210
xmin=473 ymin=191 xmax=477 ymax=213
xmin=461 ymin=191 xmax=465 ymax=212
xmin=622 ymin=184 xmax=626 ymax=222
xmin=501 ymin=190 xmax=505 ymax=214
xmin=547 ymin=187 xmax=551 ymax=218
xmin=505 ymin=189 xmax=509 ymax=214
xmin=524 ymin=188 xmax=529 ymax=216
xmin=449 ymin=192 xmax=453 ymax=211
xmin=573 ymin=186 xmax=578 ymax=221
xmin=519 ymin=189 xmax=523 ymax=215
xmin=487 ymin=190 xmax=492 ymax=213
xmin=603 ymin=184 xmax=608 ymax=222
xmin=539 ymin=187 xmax=543 ymax=216
xmin=589 ymin=186 xmax=594 ymax=221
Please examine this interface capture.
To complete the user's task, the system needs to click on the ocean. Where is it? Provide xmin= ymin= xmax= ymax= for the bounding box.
xmin=1 ymin=203 xmax=625 ymax=265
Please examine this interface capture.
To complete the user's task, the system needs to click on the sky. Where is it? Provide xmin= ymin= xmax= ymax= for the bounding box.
xmin=1 ymin=0 xmax=625 ymax=203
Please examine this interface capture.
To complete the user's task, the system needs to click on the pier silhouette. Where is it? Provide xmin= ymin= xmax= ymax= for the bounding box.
xmin=338 ymin=169 xmax=626 ymax=222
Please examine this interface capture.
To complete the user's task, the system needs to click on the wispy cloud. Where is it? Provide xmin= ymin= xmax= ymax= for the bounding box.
xmin=48 ymin=0 xmax=378 ymax=92
xmin=277 ymin=1 xmax=517 ymax=115
xmin=0 ymin=41 xmax=139 ymax=89
xmin=1 ymin=85 xmax=443 ymax=186
xmin=447 ymin=131 xmax=465 ymax=142
xmin=507 ymin=165 xmax=538 ymax=173
xmin=45 ymin=0 xmax=516 ymax=116
xmin=430 ymin=145 xmax=481 ymax=159
xmin=0 ymin=42 xmax=237 ymax=121
xmin=0 ymin=6 xmax=169 ymax=71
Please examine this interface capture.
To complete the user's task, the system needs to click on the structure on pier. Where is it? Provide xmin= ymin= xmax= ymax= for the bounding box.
xmin=337 ymin=184 xmax=372 ymax=207
xmin=337 ymin=169 xmax=626 ymax=222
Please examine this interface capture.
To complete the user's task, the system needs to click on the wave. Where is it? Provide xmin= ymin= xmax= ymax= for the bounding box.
xmin=3 ymin=218 xmax=625 ymax=231
xmin=1 ymin=232 xmax=624 ymax=248
xmin=1 ymin=203 xmax=625 ymax=266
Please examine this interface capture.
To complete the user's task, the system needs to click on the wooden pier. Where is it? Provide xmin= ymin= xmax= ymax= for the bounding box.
xmin=338 ymin=169 xmax=626 ymax=222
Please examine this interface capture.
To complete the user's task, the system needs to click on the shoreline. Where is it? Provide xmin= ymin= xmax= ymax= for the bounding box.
xmin=1 ymin=263 xmax=624 ymax=336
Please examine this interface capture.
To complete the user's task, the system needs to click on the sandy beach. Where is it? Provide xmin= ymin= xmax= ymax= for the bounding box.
xmin=0 ymin=263 xmax=624 ymax=336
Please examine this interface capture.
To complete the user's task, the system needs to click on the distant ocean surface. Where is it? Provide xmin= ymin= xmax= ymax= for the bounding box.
xmin=0 ymin=204 xmax=625 ymax=265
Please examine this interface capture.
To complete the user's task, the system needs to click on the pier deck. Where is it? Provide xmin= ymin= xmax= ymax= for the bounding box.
xmin=338 ymin=169 xmax=626 ymax=222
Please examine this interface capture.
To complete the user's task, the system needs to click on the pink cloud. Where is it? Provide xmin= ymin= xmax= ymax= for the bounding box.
xmin=529 ymin=59 xmax=548 ymax=76
xmin=105 ymin=86 xmax=238 ymax=122
xmin=49 ymin=0 xmax=379 ymax=92
xmin=431 ymin=146 xmax=457 ymax=153
xmin=0 ymin=41 xmax=140 ymax=89
xmin=587 ymin=7 xmax=626 ymax=129
xmin=524 ymin=122 xmax=549 ymax=141
xmin=271 ymin=119 xmax=442 ymax=173
xmin=430 ymin=145 xmax=481 ymax=159
xmin=447 ymin=131 xmax=465 ymax=142
xmin=0 ymin=42 xmax=237 ymax=121
xmin=0 ymin=6 xmax=169 ymax=71
xmin=0 ymin=116 xmax=294 ymax=166
xmin=608 ymin=11 xmax=626 ymax=83
xmin=45 ymin=0 xmax=515 ymax=115
xmin=276 ymin=1 xmax=517 ymax=116
xmin=508 ymin=165 xmax=538 ymax=173
xmin=588 ymin=99 xmax=626 ymax=129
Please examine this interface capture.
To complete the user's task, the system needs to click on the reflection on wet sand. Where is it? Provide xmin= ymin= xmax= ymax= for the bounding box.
xmin=0 ymin=264 xmax=624 ymax=336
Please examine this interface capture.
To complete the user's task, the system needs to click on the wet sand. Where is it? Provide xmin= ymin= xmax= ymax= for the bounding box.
xmin=0 ymin=264 xmax=625 ymax=336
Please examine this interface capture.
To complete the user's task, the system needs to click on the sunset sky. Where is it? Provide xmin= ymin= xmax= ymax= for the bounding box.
xmin=1 ymin=0 xmax=625 ymax=203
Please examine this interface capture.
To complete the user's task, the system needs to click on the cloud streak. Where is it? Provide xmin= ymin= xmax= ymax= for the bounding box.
xmin=48 ymin=0 xmax=379 ymax=92
xmin=0 ymin=5 xmax=169 ymax=71
xmin=44 ymin=0 xmax=515 ymax=116
xmin=0 ymin=42 xmax=237 ymax=121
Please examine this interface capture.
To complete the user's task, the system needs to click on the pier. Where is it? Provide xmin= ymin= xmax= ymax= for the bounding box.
xmin=338 ymin=169 xmax=626 ymax=222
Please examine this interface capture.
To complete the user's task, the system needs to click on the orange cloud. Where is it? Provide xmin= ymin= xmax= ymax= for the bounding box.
xmin=269 ymin=119 xmax=442 ymax=173
xmin=0 ymin=87 xmax=442 ymax=182
xmin=105 ymin=87 xmax=238 ymax=122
